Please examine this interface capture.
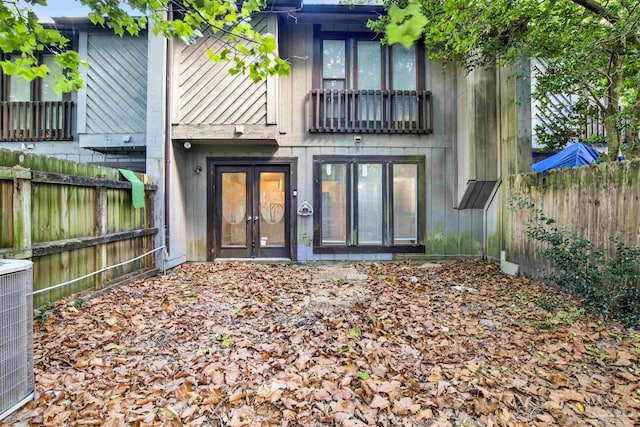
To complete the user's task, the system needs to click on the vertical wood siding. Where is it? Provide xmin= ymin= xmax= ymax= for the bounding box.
xmin=0 ymin=149 xmax=156 ymax=307
xmin=175 ymin=17 xmax=268 ymax=125
xmin=86 ymin=33 xmax=148 ymax=134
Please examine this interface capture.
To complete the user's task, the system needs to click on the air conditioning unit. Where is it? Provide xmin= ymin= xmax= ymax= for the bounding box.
xmin=0 ymin=259 xmax=34 ymax=421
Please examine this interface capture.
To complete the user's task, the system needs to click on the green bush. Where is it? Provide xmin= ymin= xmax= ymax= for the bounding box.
xmin=512 ymin=196 xmax=640 ymax=328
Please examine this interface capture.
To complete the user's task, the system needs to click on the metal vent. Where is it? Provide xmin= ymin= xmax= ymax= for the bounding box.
xmin=0 ymin=260 xmax=34 ymax=421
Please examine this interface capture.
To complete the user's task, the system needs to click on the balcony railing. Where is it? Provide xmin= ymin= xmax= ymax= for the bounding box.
xmin=0 ymin=101 xmax=74 ymax=142
xmin=309 ymin=89 xmax=432 ymax=134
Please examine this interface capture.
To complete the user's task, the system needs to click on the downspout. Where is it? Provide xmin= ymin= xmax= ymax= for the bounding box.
xmin=164 ymin=4 xmax=174 ymax=256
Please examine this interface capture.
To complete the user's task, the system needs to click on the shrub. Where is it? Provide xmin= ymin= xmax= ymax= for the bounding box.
xmin=511 ymin=196 xmax=640 ymax=328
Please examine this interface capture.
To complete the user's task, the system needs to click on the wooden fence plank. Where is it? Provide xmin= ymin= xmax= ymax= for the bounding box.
xmin=1 ymin=151 xmax=157 ymax=305
xmin=505 ymin=160 xmax=640 ymax=278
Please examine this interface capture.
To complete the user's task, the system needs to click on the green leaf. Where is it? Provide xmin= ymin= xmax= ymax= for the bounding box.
xmin=355 ymin=371 xmax=370 ymax=380
xmin=103 ymin=343 xmax=123 ymax=351
xmin=349 ymin=326 xmax=362 ymax=337
xmin=206 ymin=48 xmax=221 ymax=62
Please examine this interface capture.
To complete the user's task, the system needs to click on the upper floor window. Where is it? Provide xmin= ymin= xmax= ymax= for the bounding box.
xmin=310 ymin=32 xmax=432 ymax=134
xmin=0 ymin=54 xmax=73 ymax=142
xmin=318 ymin=35 xmax=421 ymax=91
xmin=2 ymin=54 xmax=66 ymax=103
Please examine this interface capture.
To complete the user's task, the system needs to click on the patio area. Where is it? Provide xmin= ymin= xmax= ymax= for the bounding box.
xmin=3 ymin=260 xmax=639 ymax=426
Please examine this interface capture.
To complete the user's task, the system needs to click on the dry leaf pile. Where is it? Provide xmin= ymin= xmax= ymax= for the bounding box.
xmin=3 ymin=260 xmax=639 ymax=426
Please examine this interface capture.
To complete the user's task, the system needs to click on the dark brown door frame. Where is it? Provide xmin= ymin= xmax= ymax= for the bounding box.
xmin=207 ymin=157 xmax=298 ymax=261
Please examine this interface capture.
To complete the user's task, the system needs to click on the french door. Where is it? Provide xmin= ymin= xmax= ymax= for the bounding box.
xmin=212 ymin=164 xmax=291 ymax=259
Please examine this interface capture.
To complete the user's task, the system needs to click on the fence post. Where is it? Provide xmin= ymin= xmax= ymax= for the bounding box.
xmin=12 ymin=171 xmax=32 ymax=259
xmin=94 ymin=187 xmax=108 ymax=290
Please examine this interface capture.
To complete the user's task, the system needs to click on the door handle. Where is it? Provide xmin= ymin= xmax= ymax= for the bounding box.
xmin=247 ymin=216 xmax=252 ymax=222
xmin=254 ymin=216 xmax=260 ymax=221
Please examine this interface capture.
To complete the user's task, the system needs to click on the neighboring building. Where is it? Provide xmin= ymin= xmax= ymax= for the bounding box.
xmin=0 ymin=19 xmax=150 ymax=171
xmin=0 ymin=1 xmax=532 ymax=267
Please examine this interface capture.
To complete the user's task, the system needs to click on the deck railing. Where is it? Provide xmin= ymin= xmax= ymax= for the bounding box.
xmin=309 ymin=89 xmax=432 ymax=134
xmin=0 ymin=101 xmax=74 ymax=141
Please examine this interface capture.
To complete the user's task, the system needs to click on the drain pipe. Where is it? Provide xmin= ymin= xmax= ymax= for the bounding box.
xmin=164 ymin=4 xmax=174 ymax=259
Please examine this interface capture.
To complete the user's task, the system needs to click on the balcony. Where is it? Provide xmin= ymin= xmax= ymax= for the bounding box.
xmin=0 ymin=101 xmax=74 ymax=142
xmin=308 ymin=89 xmax=432 ymax=134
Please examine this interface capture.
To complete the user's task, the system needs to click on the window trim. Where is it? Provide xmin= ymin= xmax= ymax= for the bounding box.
xmin=312 ymin=155 xmax=426 ymax=254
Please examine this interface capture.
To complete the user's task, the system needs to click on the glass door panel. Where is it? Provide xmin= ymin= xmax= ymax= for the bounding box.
xmin=357 ymin=163 xmax=383 ymax=245
xmin=321 ymin=163 xmax=347 ymax=245
xmin=357 ymin=41 xmax=382 ymax=121
xmin=259 ymin=172 xmax=285 ymax=247
xmin=213 ymin=164 xmax=290 ymax=259
xmin=392 ymin=164 xmax=418 ymax=245
xmin=216 ymin=168 xmax=252 ymax=258
xmin=221 ymin=172 xmax=248 ymax=247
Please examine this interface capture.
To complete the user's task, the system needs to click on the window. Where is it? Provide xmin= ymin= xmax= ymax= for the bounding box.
xmin=2 ymin=54 xmax=65 ymax=102
xmin=318 ymin=34 xmax=421 ymax=91
xmin=0 ymin=54 xmax=73 ymax=141
xmin=313 ymin=156 xmax=425 ymax=253
xmin=310 ymin=32 xmax=432 ymax=134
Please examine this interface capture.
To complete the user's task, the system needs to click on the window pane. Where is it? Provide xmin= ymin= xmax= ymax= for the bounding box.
xmin=357 ymin=41 xmax=381 ymax=90
xmin=357 ymin=42 xmax=382 ymax=121
xmin=392 ymin=45 xmax=416 ymax=90
xmin=42 ymin=56 xmax=63 ymax=102
xmin=321 ymin=163 xmax=347 ymax=245
xmin=393 ymin=164 xmax=418 ymax=245
xmin=323 ymin=40 xmax=346 ymax=80
xmin=9 ymin=55 xmax=30 ymax=102
xmin=323 ymin=79 xmax=345 ymax=90
xmin=357 ymin=164 xmax=382 ymax=245
xmin=259 ymin=172 xmax=286 ymax=247
xmin=221 ymin=172 xmax=247 ymax=246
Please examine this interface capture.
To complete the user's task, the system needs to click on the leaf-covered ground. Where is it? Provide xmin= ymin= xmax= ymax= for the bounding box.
xmin=4 ymin=260 xmax=639 ymax=426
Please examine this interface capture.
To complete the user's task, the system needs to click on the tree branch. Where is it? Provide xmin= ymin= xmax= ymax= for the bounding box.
xmin=570 ymin=0 xmax=640 ymax=47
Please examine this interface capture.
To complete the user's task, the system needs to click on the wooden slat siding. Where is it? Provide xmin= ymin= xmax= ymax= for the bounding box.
xmin=86 ymin=33 xmax=147 ymax=135
xmin=176 ymin=17 xmax=268 ymax=126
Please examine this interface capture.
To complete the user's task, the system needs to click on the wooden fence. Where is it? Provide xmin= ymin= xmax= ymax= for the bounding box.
xmin=504 ymin=159 xmax=640 ymax=278
xmin=0 ymin=149 xmax=157 ymax=307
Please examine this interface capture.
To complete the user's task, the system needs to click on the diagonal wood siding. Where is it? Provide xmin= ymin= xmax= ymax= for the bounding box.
xmin=175 ymin=17 xmax=268 ymax=125
xmin=86 ymin=33 xmax=148 ymax=134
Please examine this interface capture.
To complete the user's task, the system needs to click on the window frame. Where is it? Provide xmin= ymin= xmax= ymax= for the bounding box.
xmin=312 ymin=155 xmax=426 ymax=254
xmin=313 ymin=28 xmax=425 ymax=91
xmin=0 ymin=53 xmax=71 ymax=102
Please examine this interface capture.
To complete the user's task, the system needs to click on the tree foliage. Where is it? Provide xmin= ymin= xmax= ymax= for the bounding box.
xmin=0 ymin=0 xmax=288 ymax=93
xmin=371 ymin=0 xmax=640 ymax=159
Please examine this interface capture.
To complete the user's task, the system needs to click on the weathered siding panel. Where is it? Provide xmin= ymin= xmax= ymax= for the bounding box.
xmin=172 ymin=21 xmax=494 ymax=262
xmin=175 ymin=17 xmax=269 ymax=125
xmin=181 ymin=144 xmax=484 ymax=262
xmin=86 ymin=33 xmax=148 ymax=134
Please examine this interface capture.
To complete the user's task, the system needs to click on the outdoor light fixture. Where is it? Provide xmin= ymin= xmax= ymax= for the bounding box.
xmin=183 ymin=141 xmax=192 ymax=150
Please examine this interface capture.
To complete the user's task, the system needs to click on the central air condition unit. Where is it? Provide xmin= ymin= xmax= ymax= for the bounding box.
xmin=0 ymin=259 xmax=35 ymax=421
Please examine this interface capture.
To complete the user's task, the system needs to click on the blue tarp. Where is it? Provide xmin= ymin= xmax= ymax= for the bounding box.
xmin=532 ymin=142 xmax=600 ymax=175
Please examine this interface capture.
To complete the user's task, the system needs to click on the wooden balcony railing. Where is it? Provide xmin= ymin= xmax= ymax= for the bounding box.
xmin=308 ymin=89 xmax=432 ymax=134
xmin=0 ymin=101 xmax=74 ymax=141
